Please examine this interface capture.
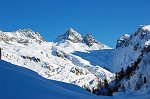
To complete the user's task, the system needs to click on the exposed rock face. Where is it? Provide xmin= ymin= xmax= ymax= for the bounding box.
xmin=0 ymin=33 xmax=10 ymax=43
xmin=15 ymin=29 xmax=45 ymax=43
xmin=55 ymin=28 xmax=83 ymax=43
xmin=83 ymin=34 xmax=99 ymax=46
xmin=0 ymin=29 xmax=45 ymax=45
xmin=55 ymin=28 xmax=110 ymax=50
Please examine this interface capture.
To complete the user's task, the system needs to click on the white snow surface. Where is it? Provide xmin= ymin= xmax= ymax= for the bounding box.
xmin=141 ymin=25 xmax=150 ymax=31
xmin=0 ymin=60 xmax=150 ymax=99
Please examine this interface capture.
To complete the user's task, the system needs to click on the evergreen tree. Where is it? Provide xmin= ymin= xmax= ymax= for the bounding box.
xmin=104 ymin=78 xmax=108 ymax=87
xmin=144 ymin=77 xmax=147 ymax=84
xmin=126 ymin=65 xmax=131 ymax=78
xmin=118 ymin=67 xmax=124 ymax=80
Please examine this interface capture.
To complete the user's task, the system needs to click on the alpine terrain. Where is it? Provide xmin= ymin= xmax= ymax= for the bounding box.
xmin=0 ymin=25 xmax=150 ymax=98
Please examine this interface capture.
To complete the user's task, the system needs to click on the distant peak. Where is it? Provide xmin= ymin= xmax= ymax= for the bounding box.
xmin=119 ymin=34 xmax=130 ymax=41
xmin=83 ymin=33 xmax=98 ymax=46
xmin=116 ymin=34 xmax=130 ymax=48
xmin=15 ymin=28 xmax=45 ymax=42
xmin=55 ymin=27 xmax=83 ymax=43
xmin=65 ymin=27 xmax=79 ymax=36
xmin=67 ymin=27 xmax=75 ymax=32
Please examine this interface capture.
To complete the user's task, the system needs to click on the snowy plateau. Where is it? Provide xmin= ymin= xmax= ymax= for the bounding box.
xmin=0 ymin=25 xmax=150 ymax=99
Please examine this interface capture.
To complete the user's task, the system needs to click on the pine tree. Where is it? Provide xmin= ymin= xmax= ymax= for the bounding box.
xmin=126 ymin=65 xmax=131 ymax=78
xmin=118 ymin=67 xmax=124 ymax=80
xmin=104 ymin=78 xmax=108 ymax=87
xmin=144 ymin=77 xmax=147 ymax=84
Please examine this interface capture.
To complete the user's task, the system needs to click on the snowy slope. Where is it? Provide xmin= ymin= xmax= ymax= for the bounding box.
xmin=69 ymin=25 xmax=150 ymax=94
xmin=116 ymin=25 xmax=150 ymax=92
xmin=0 ymin=60 xmax=95 ymax=99
xmin=1 ymin=60 xmax=150 ymax=99
xmin=0 ymin=28 xmax=114 ymax=92
xmin=84 ymin=25 xmax=150 ymax=93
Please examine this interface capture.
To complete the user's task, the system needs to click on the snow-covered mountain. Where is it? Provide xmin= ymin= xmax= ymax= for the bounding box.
xmin=0 ymin=29 xmax=45 ymax=44
xmin=74 ymin=25 xmax=150 ymax=95
xmin=55 ymin=27 xmax=83 ymax=43
xmin=0 ymin=25 xmax=150 ymax=96
xmin=54 ymin=28 xmax=110 ymax=53
xmin=115 ymin=25 xmax=150 ymax=93
xmin=0 ymin=28 xmax=113 ymax=92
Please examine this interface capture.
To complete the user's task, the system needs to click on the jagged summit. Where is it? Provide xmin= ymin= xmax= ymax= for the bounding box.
xmin=116 ymin=34 xmax=130 ymax=48
xmin=67 ymin=27 xmax=76 ymax=33
xmin=116 ymin=25 xmax=150 ymax=49
xmin=83 ymin=34 xmax=99 ymax=46
xmin=0 ymin=28 xmax=45 ymax=45
xmin=54 ymin=27 xmax=111 ymax=50
xmin=55 ymin=27 xmax=83 ymax=43
xmin=15 ymin=28 xmax=45 ymax=42
xmin=139 ymin=25 xmax=150 ymax=32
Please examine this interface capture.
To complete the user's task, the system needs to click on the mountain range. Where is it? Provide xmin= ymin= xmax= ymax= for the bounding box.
xmin=0 ymin=25 xmax=150 ymax=97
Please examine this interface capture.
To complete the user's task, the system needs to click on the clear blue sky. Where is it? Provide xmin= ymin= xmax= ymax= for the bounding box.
xmin=0 ymin=0 xmax=150 ymax=48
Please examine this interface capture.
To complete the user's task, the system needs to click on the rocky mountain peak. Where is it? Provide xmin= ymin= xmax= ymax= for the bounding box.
xmin=67 ymin=27 xmax=76 ymax=33
xmin=116 ymin=34 xmax=130 ymax=48
xmin=116 ymin=25 xmax=150 ymax=50
xmin=83 ymin=34 xmax=99 ymax=46
xmin=55 ymin=27 xmax=83 ymax=43
xmin=139 ymin=25 xmax=150 ymax=32
xmin=15 ymin=28 xmax=45 ymax=43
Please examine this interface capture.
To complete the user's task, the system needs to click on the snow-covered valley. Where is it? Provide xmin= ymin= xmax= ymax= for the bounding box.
xmin=0 ymin=25 xmax=150 ymax=98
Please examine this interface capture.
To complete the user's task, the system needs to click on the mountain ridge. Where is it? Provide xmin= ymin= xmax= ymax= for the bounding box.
xmin=55 ymin=27 xmax=110 ymax=49
xmin=0 ymin=25 xmax=150 ymax=96
xmin=0 ymin=27 xmax=113 ymax=92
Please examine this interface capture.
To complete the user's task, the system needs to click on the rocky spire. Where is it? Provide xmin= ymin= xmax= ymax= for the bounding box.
xmin=83 ymin=34 xmax=99 ymax=46
xmin=55 ymin=27 xmax=83 ymax=43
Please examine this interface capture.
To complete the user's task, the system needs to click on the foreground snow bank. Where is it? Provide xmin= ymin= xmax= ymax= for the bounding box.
xmin=0 ymin=60 xmax=95 ymax=99
xmin=0 ymin=60 xmax=149 ymax=99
